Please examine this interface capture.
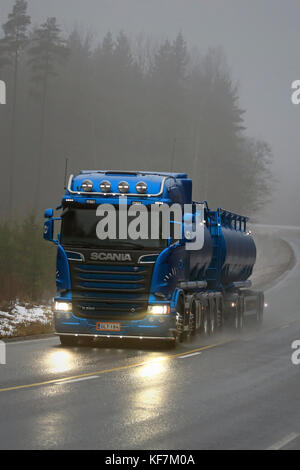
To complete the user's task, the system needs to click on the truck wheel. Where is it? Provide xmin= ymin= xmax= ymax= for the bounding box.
xmin=233 ymin=309 xmax=242 ymax=330
xmin=166 ymin=339 xmax=176 ymax=349
xmin=59 ymin=335 xmax=79 ymax=346
xmin=202 ymin=309 xmax=209 ymax=336
xmin=256 ymin=292 xmax=264 ymax=326
xmin=189 ymin=300 xmax=197 ymax=336
xmin=234 ymin=297 xmax=244 ymax=331
xmin=209 ymin=299 xmax=217 ymax=335
xmin=217 ymin=299 xmax=224 ymax=330
xmin=176 ymin=297 xmax=185 ymax=343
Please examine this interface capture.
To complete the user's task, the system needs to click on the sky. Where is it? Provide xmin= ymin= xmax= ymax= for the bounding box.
xmin=1 ymin=0 xmax=299 ymax=224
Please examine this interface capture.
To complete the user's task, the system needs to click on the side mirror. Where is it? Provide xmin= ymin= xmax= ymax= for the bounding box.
xmin=44 ymin=208 xmax=54 ymax=219
xmin=44 ymin=219 xmax=54 ymax=242
xmin=43 ymin=210 xmax=61 ymax=244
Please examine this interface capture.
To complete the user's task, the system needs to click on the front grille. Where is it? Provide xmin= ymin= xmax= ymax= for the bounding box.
xmin=69 ymin=262 xmax=154 ymax=320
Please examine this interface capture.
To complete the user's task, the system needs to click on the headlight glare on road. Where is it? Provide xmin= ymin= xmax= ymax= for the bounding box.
xmin=54 ymin=301 xmax=72 ymax=312
xmin=148 ymin=304 xmax=170 ymax=315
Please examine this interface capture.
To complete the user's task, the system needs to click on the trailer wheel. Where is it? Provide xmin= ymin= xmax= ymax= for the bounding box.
xmin=209 ymin=299 xmax=217 ymax=336
xmin=59 ymin=335 xmax=79 ymax=347
xmin=189 ymin=299 xmax=197 ymax=336
xmin=176 ymin=296 xmax=185 ymax=343
xmin=256 ymin=292 xmax=264 ymax=326
xmin=217 ymin=298 xmax=224 ymax=330
xmin=233 ymin=309 xmax=242 ymax=330
xmin=202 ymin=307 xmax=210 ymax=336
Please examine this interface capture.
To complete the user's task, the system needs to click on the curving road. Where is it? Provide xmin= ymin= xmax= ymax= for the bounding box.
xmin=0 ymin=226 xmax=300 ymax=450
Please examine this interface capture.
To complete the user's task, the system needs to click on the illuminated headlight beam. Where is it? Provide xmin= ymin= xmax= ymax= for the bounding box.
xmin=147 ymin=305 xmax=170 ymax=315
xmin=54 ymin=301 xmax=72 ymax=312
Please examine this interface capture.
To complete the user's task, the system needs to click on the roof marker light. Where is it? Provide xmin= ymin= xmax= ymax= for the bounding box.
xmin=136 ymin=181 xmax=147 ymax=194
xmin=100 ymin=180 xmax=111 ymax=193
xmin=118 ymin=181 xmax=129 ymax=193
xmin=81 ymin=180 xmax=93 ymax=192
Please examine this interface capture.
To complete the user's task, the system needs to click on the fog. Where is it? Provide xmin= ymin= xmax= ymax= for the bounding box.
xmin=1 ymin=0 xmax=299 ymax=225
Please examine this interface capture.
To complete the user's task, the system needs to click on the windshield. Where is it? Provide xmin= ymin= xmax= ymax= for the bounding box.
xmin=61 ymin=207 xmax=168 ymax=250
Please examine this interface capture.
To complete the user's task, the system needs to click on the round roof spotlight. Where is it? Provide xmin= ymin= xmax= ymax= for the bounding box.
xmin=81 ymin=180 xmax=93 ymax=192
xmin=136 ymin=181 xmax=147 ymax=194
xmin=100 ymin=180 xmax=111 ymax=193
xmin=118 ymin=181 xmax=129 ymax=194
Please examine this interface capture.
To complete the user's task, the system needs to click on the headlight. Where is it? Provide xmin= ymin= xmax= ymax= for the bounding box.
xmin=54 ymin=301 xmax=72 ymax=312
xmin=148 ymin=304 xmax=170 ymax=315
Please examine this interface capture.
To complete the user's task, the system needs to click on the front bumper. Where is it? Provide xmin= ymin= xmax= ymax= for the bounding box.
xmin=54 ymin=311 xmax=176 ymax=339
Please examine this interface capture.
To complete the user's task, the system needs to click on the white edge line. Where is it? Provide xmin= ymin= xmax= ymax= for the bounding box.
xmin=178 ymin=352 xmax=202 ymax=359
xmin=6 ymin=337 xmax=56 ymax=346
xmin=267 ymin=432 xmax=299 ymax=450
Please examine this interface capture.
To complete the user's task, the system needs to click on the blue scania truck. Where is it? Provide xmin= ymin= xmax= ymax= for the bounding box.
xmin=44 ymin=170 xmax=264 ymax=346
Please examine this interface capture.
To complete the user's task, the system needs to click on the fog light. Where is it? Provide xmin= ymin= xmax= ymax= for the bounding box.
xmin=54 ymin=301 xmax=72 ymax=312
xmin=148 ymin=305 xmax=170 ymax=315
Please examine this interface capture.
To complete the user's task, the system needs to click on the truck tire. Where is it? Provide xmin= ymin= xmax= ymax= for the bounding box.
xmin=217 ymin=298 xmax=224 ymax=330
xmin=59 ymin=335 xmax=79 ymax=347
xmin=202 ymin=308 xmax=209 ymax=336
xmin=189 ymin=299 xmax=197 ymax=336
xmin=256 ymin=292 xmax=264 ymax=326
xmin=209 ymin=298 xmax=217 ymax=335
xmin=176 ymin=296 xmax=185 ymax=343
xmin=233 ymin=308 xmax=243 ymax=331
xmin=236 ymin=296 xmax=244 ymax=330
xmin=166 ymin=339 xmax=176 ymax=349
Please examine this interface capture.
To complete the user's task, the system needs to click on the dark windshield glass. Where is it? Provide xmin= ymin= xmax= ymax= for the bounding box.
xmin=61 ymin=207 xmax=167 ymax=250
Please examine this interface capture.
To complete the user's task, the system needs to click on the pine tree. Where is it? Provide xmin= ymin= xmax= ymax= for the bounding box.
xmin=27 ymin=17 xmax=69 ymax=210
xmin=1 ymin=0 xmax=31 ymax=219
xmin=172 ymin=32 xmax=189 ymax=85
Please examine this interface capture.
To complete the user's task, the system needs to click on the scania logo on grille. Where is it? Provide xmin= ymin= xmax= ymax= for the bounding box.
xmin=90 ymin=252 xmax=132 ymax=262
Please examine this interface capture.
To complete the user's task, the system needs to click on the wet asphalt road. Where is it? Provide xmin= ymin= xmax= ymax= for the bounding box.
xmin=0 ymin=226 xmax=300 ymax=450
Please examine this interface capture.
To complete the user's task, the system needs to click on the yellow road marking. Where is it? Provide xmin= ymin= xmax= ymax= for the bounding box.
xmin=0 ymin=340 xmax=230 ymax=394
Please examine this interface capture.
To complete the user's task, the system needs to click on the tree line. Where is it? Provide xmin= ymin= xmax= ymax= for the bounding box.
xmin=0 ymin=0 xmax=273 ymax=303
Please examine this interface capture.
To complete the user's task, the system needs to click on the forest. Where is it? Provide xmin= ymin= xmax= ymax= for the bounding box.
xmin=0 ymin=0 xmax=273 ymax=303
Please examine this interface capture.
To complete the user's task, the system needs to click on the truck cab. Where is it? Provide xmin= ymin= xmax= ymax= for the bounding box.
xmin=44 ymin=171 xmax=204 ymax=345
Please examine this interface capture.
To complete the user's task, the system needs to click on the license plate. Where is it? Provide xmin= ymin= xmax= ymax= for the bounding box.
xmin=96 ymin=322 xmax=121 ymax=332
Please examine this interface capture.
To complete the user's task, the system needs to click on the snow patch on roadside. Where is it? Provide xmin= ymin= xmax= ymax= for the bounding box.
xmin=0 ymin=303 xmax=53 ymax=338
